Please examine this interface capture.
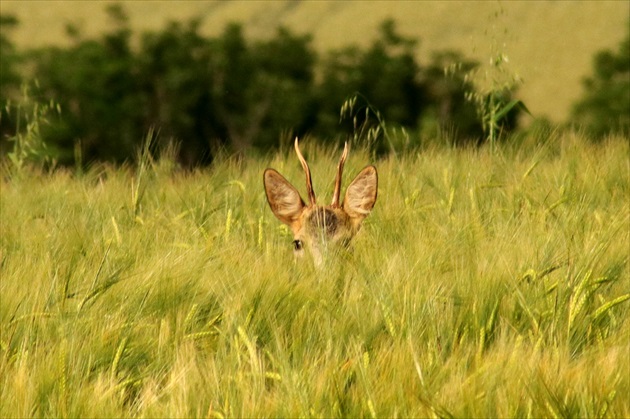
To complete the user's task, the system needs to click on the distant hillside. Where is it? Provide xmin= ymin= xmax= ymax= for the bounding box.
xmin=2 ymin=0 xmax=628 ymax=122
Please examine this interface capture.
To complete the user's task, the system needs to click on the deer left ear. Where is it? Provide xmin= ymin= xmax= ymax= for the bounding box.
xmin=343 ymin=166 xmax=378 ymax=223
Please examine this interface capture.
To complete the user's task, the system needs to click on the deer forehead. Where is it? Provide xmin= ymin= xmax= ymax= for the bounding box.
xmin=297 ymin=206 xmax=352 ymax=238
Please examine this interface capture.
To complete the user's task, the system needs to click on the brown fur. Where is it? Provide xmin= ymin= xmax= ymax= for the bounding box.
xmin=263 ymin=139 xmax=377 ymax=265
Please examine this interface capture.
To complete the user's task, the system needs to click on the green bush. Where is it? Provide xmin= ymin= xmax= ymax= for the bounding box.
xmin=1 ymin=6 xmax=525 ymax=166
xmin=0 ymin=15 xmax=20 ymax=98
xmin=420 ymin=50 xmax=482 ymax=144
xmin=0 ymin=15 xmax=22 ymax=153
xmin=316 ymin=20 xmax=426 ymax=153
xmin=31 ymin=5 xmax=143 ymax=164
xmin=138 ymin=18 xmax=218 ymax=165
xmin=572 ymin=26 xmax=629 ymax=139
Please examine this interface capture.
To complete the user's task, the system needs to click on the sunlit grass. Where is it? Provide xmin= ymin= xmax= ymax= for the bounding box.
xmin=1 ymin=131 xmax=628 ymax=417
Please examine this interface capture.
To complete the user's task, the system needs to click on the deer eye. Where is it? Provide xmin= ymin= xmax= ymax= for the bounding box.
xmin=293 ymin=239 xmax=303 ymax=251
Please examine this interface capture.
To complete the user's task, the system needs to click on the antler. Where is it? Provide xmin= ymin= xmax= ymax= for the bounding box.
xmin=331 ymin=142 xmax=349 ymax=208
xmin=294 ymin=137 xmax=317 ymax=206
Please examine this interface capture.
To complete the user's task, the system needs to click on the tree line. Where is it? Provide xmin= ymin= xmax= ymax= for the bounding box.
xmin=0 ymin=5 xmax=627 ymax=167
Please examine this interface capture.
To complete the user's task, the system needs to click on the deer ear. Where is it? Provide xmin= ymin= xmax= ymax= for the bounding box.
xmin=343 ymin=166 xmax=378 ymax=222
xmin=264 ymin=169 xmax=306 ymax=226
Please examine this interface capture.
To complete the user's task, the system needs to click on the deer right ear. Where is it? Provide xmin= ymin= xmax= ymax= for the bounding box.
xmin=263 ymin=169 xmax=306 ymax=227
xmin=343 ymin=165 xmax=378 ymax=223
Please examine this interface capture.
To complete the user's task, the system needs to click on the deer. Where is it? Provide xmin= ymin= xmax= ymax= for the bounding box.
xmin=263 ymin=138 xmax=378 ymax=265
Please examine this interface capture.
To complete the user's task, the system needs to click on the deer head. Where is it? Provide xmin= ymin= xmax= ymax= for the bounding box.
xmin=264 ymin=138 xmax=378 ymax=265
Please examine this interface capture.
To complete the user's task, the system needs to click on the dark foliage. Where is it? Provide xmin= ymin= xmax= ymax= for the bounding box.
xmin=420 ymin=50 xmax=483 ymax=144
xmin=572 ymin=25 xmax=630 ymax=139
xmin=1 ymin=7 xmax=528 ymax=166
xmin=316 ymin=20 xmax=428 ymax=154
xmin=1 ymin=15 xmax=21 ymax=146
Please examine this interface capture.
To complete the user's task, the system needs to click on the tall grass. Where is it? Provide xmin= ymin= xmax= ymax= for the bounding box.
xmin=1 ymin=131 xmax=628 ymax=418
